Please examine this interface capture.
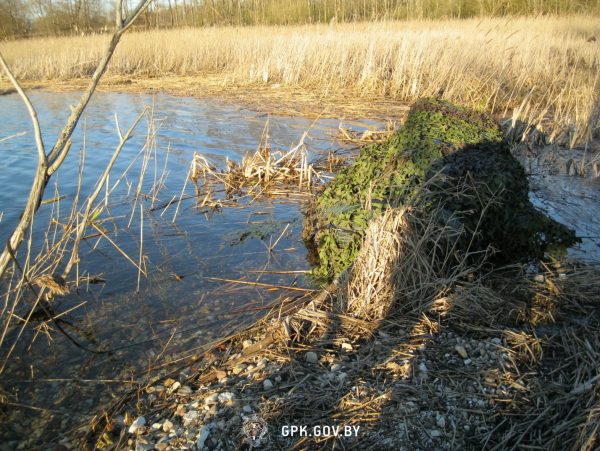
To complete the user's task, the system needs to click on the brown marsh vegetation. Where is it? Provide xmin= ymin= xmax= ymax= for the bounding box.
xmin=1 ymin=16 xmax=599 ymax=146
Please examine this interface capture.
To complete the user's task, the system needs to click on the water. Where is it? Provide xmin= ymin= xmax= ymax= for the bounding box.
xmin=0 ymin=91 xmax=378 ymax=447
xmin=0 ymin=91 xmax=598 ymax=447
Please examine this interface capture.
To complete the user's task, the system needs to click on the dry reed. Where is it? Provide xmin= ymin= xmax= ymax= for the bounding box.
xmin=190 ymin=125 xmax=320 ymax=203
xmin=1 ymin=16 xmax=599 ymax=145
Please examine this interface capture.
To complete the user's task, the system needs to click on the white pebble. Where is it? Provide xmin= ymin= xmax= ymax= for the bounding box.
xmin=162 ymin=419 xmax=174 ymax=432
xmin=218 ymin=392 xmax=236 ymax=403
xmin=128 ymin=416 xmax=145 ymax=434
xmin=455 ymin=345 xmax=468 ymax=359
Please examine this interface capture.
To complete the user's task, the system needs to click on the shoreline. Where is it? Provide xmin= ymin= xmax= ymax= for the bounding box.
xmin=4 ymin=76 xmax=599 ymax=157
xmin=0 ymin=75 xmax=412 ymax=123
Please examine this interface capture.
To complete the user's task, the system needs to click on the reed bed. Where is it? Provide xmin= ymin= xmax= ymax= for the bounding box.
xmin=1 ymin=16 xmax=599 ymax=145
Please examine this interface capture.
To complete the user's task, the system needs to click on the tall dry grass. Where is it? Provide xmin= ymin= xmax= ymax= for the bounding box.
xmin=1 ymin=16 xmax=599 ymax=145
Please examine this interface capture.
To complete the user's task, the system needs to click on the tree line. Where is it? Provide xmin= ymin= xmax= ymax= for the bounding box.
xmin=2 ymin=0 xmax=600 ymax=39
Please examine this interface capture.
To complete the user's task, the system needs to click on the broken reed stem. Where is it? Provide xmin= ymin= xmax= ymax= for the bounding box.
xmin=62 ymin=108 xmax=147 ymax=279
xmin=205 ymin=277 xmax=314 ymax=293
xmin=137 ymin=200 xmax=144 ymax=292
xmin=172 ymin=167 xmax=191 ymax=223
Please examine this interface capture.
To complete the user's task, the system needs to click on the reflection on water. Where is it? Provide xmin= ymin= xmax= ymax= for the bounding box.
xmin=0 ymin=91 xmax=379 ymax=447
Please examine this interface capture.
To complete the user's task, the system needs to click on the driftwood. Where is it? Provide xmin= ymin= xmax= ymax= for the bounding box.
xmin=0 ymin=0 xmax=152 ymax=279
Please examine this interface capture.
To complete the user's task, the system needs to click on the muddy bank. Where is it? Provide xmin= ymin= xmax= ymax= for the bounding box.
xmin=0 ymin=75 xmax=411 ymax=122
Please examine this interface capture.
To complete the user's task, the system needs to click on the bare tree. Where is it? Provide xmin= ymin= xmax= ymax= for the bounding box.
xmin=0 ymin=0 xmax=152 ymax=279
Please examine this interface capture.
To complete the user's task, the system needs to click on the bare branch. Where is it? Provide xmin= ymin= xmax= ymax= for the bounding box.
xmin=0 ymin=54 xmax=46 ymax=166
xmin=122 ymin=0 xmax=153 ymax=32
xmin=116 ymin=0 xmax=124 ymax=28
xmin=0 ymin=0 xmax=152 ymax=280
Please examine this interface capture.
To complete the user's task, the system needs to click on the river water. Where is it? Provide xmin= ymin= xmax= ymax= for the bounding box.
xmin=0 ymin=91 xmax=381 ymax=448
xmin=0 ymin=91 xmax=598 ymax=448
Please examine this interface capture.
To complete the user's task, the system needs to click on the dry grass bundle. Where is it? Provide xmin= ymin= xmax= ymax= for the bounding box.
xmin=339 ymin=198 xmax=478 ymax=324
xmin=32 ymin=273 xmax=69 ymax=297
xmin=339 ymin=208 xmax=411 ymax=321
xmin=190 ymin=128 xmax=321 ymax=201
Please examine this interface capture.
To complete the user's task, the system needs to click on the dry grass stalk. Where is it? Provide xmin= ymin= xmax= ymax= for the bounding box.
xmin=337 ymin=120 xmax=398 ymax=144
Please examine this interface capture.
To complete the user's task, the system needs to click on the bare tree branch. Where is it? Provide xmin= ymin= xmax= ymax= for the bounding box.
xmin=0 ymin=0 xmax=152 ymax=279
xmin=116 ymin=0 xmax=124 ymax=28
xmin=0 ymin=54 xmax=46 ymax=165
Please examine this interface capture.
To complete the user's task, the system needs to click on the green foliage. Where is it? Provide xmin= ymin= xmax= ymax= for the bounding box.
xmin=303 ymin=98 xmax=578 ymax=281
xmin=425 ymin=144 xmax=579 ymax=263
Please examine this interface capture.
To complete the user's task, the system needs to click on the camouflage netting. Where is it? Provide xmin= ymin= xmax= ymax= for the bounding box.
xmin=303 ymin=99 xmax=579 ymax=281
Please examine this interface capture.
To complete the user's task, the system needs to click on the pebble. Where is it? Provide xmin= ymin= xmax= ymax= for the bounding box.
xmin=218 ymin=392 xmax=236 ymax=404
xmin=263 ymin=379 xmax=274 ymax=390
xmin=436 ymin=414 xmax=446 ymax=428
xmin=196 ymin=425 xmax=210 ymax=449
xmin=232 ymin=364 xmax=247 ymax=375
xmin=215 ymin=370 xmax=227 ymax=380
xmin=162 ymin=419 xmax=174 ymax=433
xmin=256 ymin=358 xmax=268 ymax=368
xmin=178 ymin=385 xmax=193 ymax=396
xmin=455 ymin=345 xmax=469 ymax=359
xmin=168 ymin=381 xmax=181 ymax=393
xmin=204 ymin=393 xmax=219 ymax=405
xmin=128 ymin=416 xmax=146 ymax=435
xmin=305 ymin=351 xmax=319 ymax=364
xmin=183 ymin=410 xmax=199 ymax=425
